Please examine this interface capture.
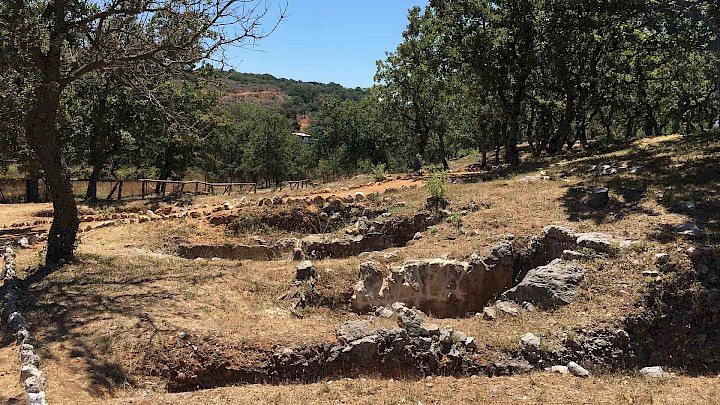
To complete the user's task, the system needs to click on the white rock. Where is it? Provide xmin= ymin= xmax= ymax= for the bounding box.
xmin=550 ymin=365 xmax=569 ymax=375
xmin=673 ymin=223 xmax=702 ymax=237
xmin=519 ymin=333 xmax=541 ymax=354
xmin=567 ymin=361 xmax=590 ymax=378
xmin=639 ymin=366 xmax=670 ymax=378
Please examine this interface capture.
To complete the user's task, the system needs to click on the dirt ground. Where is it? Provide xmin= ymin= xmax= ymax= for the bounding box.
xmin=1 ymin=133 xmax=718 ymax=404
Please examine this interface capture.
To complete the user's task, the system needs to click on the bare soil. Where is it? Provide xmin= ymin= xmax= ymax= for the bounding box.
xmin=1 ymin=133 xmax=718 ymax=404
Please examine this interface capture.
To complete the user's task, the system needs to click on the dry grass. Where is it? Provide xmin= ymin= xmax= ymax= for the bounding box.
xmin=1 ymin=133 xmax=718 ymax=403
xmin=105 ymin=374 xmax=720 ymax=405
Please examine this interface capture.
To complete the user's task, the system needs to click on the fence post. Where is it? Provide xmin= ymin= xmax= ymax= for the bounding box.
xmin=141 ymin=180 xmax=146 ymax=200
xmin=117 ymin=180 xmax=123 ymax=201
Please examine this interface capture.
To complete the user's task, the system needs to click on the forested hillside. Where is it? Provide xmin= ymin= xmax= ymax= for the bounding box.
xmin=219 ymin=70 xmax=365 ymax=130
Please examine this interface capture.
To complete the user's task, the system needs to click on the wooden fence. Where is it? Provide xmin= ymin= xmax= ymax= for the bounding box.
xmin=0 ymin=178 xmax=259 ymax=203
xmin=139 ymin=179 xmax=257 ymax=199
xmin=274 ymin=179 xmax=309 ymax=191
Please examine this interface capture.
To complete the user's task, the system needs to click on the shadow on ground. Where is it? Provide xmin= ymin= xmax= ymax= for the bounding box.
xmin=559 ymin=133 xmax=720 ymax=243
xmin=14 ymin=254 xmax=226 ymax=398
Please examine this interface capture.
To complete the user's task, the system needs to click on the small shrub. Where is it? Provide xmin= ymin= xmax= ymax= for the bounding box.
xmin=425 ymin=167 xmax=448 ymax=200
xmin=450 ymin=211 xmax=463 ymax=231
xmin=367 ymin=192 xmax=381 ymax=203
xmin=357 ymin=159 xmax=374 ymax=174
xmin=372 ymin=163 xmax=387 ymax=182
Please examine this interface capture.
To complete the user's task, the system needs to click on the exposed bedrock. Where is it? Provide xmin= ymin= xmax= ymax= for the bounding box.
xmin=352 ymin=225 xmax=625 ymax=317
xmin=177 ymin=212 xmax=441 ymax=261
xmin=301 ymin=212 xmax=441 ymax=260
xmin=161 ymin=305 xmax=529 ymax=392
xmin=501 ymin=259 xmax=585 ymax=309
xmin=177 ymin=239 xmax=297 ymax=260
xmin=352 ymin=241 xmax=516 ymax=318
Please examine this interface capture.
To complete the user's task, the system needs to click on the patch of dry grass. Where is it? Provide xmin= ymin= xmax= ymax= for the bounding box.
xmin=1 ymin=133 xmax=718 ymax=403
xmin=106 ymin=374 xmax=720 ymax=405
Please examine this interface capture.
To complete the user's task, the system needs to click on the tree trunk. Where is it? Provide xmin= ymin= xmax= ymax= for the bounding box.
xmin=25 ymin=83 xmax=79 ymax=265
xmin=85 ymin=156 xmax=106 ymax=202
xmin=26 ymin=177 xmax=40 ymax=203
xmin=416 ymin=128 xmax=429 ymax=170
xmin=579 ymin=120 xmax=588 ymax=147
xmin=495 ymin=118 xmax=506 ymax=165
xmin=479 ymin=136 xmax=487 ymax=169
xmin=505 ymin=113 xmax=520 ymax=166
xmin=550 ymin=94 xmax=575 ymax=154
xmin=624 ymin=118 xmax=635 ymax=142
xmin=437 ymin=128 xmax=449 ymax=170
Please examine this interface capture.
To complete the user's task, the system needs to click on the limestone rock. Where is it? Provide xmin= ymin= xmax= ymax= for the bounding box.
xmin=355 ymin=192 xmax=366 ymax=201
xmin=562 ymin=250 xmax=585 ymax=260
xmin=639 ymin=366 xmax=670 ymax=378
xmin=673 ymin=222 xmax=702 ymax=237
xmin=336 ymin=320 xmax=376 ymax=344
xmin=519 ymin=333 xmax=541 ymax=355
xmin=495 ymin=301 xmax=521 ymax=316
xmin=352 ymin=261 xmax=385 ymax=311
xmin=550 ymin=365 xmax=569 ymax=375
xmin=296 ymin=260 xmax=315 ymax=281
xmin=502 ymin=259 xmax=585 ymax=309
xmin=375 ymin=306 xmax=394 ymax=318
xmin=567 ymin=361 xmax=590 ymax=378
xmin=482 ymin=306 xmax=497 ymax=320
xmin=576 ymin=233 xmax=615 ymax=253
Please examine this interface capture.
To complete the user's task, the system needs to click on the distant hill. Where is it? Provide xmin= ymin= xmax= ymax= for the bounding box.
xmin=218 ymin=70 xmax=366 ymax=131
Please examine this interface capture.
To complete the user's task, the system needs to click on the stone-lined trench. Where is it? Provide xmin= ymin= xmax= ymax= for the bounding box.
xmin=157 ymin=225 xmax=633 ymax=392
xmin=177 ymin=211 xmax=443 ymax=261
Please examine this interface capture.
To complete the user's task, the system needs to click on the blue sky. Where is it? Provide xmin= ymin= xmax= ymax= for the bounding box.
xmin=224 ymin=1 xmax=428 ymax=88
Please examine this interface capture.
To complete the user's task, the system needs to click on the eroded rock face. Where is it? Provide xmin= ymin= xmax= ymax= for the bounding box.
xmin=177 ymin=242 xmax=295 ymax=260
xmin=352 ymin=225 xmax=622 ymax=318
xmin=501 ymin=259 xmax=585 ymax=309
xmin=302 ymin=212 xmax=440 ymax=260
xmin=352 ymin=241 xmax=516 ymax=318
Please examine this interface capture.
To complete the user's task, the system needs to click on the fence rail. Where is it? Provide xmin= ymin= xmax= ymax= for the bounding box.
xmin=274 ymin=179 xmax=309 ymax=191
xmin=139 ymin=179 xmax=257 ymax=199
xmin=0 ymin=178 xmax=258 ymax=203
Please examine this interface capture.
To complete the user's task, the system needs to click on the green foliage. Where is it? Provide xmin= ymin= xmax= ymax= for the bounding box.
xmin=372 ymin=163 xmax=387 ymax=182
xmin=215 ymin=102 xmax=295 ymax=185
xmin=450 ymin=211 xmax=463 ymax=231
xmin=424 ymin=167 xmax=448 ymax=200
xmin=221 ymin=70 xmax=365 ymax=125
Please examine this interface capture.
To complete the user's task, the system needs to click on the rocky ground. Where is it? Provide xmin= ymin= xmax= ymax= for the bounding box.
xmin=1 ymin=133 xmax=719 ymax=404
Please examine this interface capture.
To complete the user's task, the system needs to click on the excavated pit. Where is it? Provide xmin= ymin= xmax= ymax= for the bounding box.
xmin=155 ymin=226 xmax=634 ymax=392
xmin=177 ymin=211 xmax=442 ymax=261
xmin=352 ymin=225 xmax=622 ymax=318
xmin=220 ymin=202 xmax=387 ymax=234
xmin=150 ymin=305 xmax=529 ymax=393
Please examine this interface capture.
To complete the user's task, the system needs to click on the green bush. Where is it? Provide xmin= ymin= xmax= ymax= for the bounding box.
xmin=372 ymin=163 xmax=387 ymax=182
xmin=425 ymin=167 xmax=448 ymax=199
xmin=357 ymin=159 xmax=374 ymax=174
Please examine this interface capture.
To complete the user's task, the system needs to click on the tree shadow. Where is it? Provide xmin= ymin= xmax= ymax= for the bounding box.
xmin=0 ymin=227 xmax=44 ymax=245
xmin=559 ymin=133 xmax=720 ymax=241
xmin=14 ymin=256 xmax=226 ymax=398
